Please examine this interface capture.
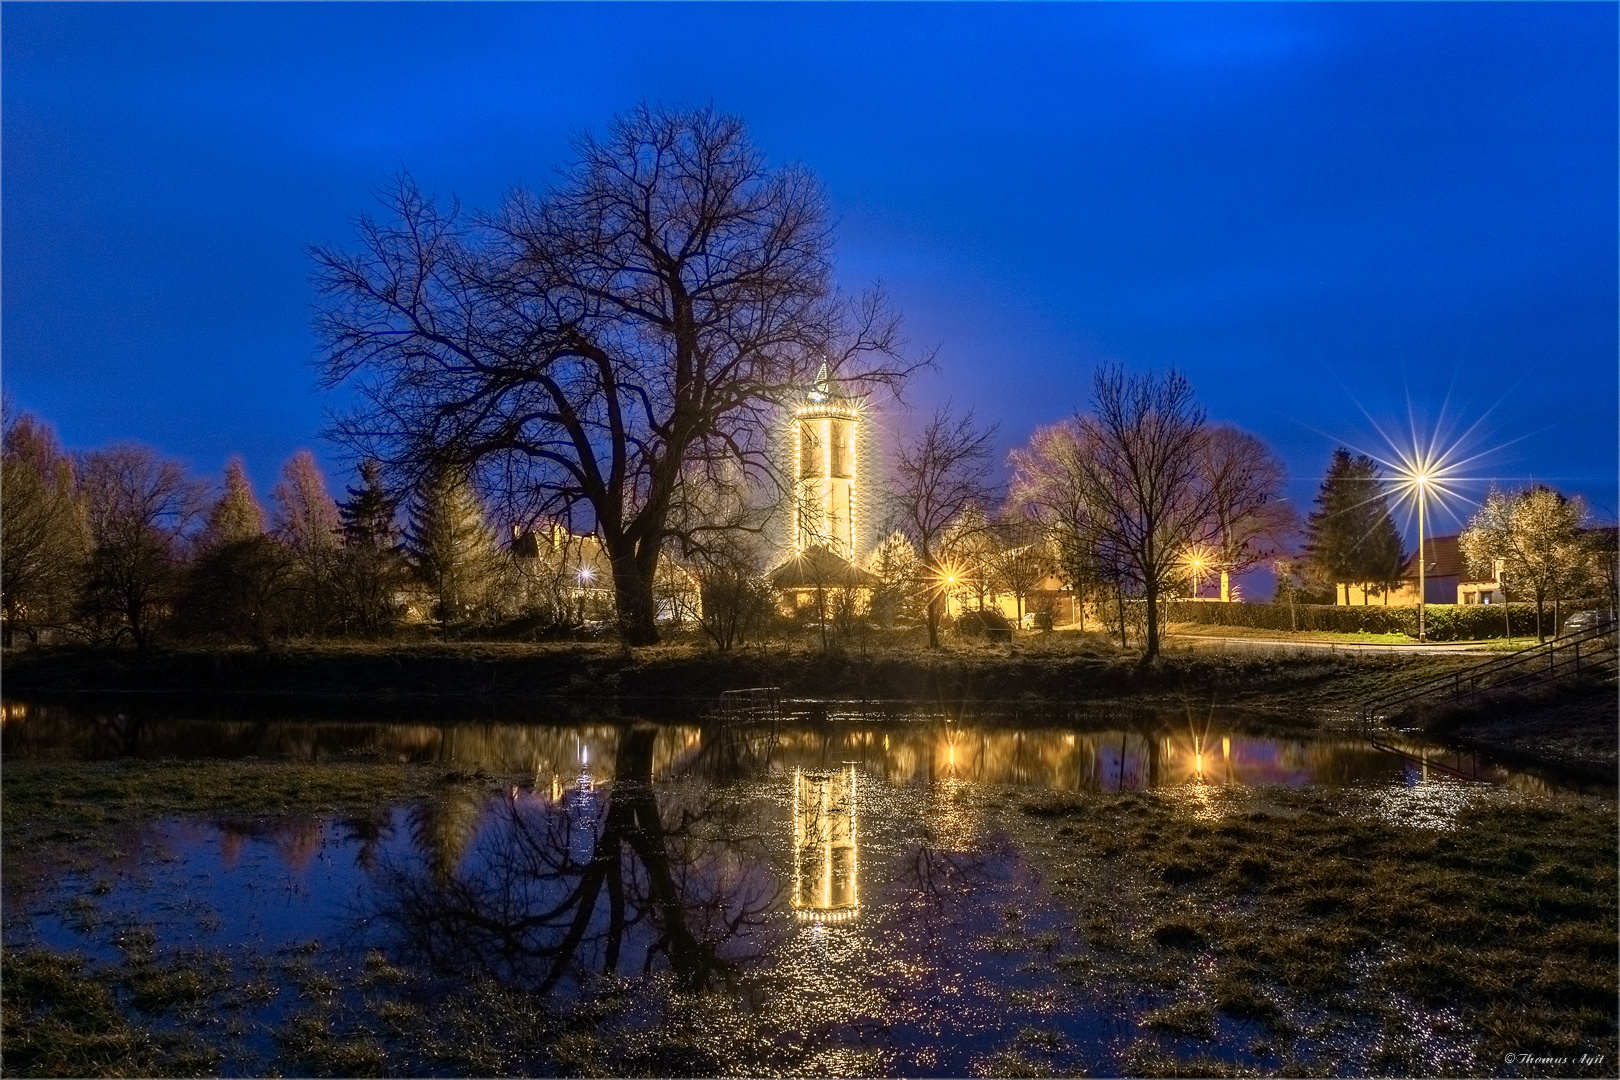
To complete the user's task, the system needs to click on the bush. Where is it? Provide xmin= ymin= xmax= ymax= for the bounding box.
xmin=1159 ymin=600 xmax=1600 ymax=640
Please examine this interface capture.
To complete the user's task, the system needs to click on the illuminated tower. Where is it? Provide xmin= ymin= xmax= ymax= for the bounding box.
xmin=792 ymin=765 xmax=859 ymax=922
xmin=792 ymin=363 xmax=860 ymax=560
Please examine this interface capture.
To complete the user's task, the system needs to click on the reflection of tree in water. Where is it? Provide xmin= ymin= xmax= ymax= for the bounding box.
xmin=409 ymin=785 xmax=488 ymax=880
xmin=371 ymin=726 xmax=775 ymax=995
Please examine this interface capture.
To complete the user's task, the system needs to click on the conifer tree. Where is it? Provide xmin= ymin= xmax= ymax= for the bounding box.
xmin=332 ymin=460 xmax=404 ymax=635
xmin=1302 ymin=449 xmax=1405 ymax=603
xmin=185 ymin=459 xmax=299 ymax=646
xmin=267 ymin=450 xmax=343 ymax=635
xmin=339 ymin=461 xmax=397 ymax=550
xmin=407 ymin=469 xmax=500 ymax=625
xmin=863 ymin=531 xmax=923 ymax=628
xmin=202 ymin=459 xmax=265 ymax=549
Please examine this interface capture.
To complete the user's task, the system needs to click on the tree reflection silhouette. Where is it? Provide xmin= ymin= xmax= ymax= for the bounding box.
xmin=370 ymin=726 xmax=774 ymax=996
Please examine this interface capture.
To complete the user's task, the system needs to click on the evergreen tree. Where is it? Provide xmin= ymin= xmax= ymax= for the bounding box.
xmin=202 ymin=459 xmax=265 ymax=549
xmin=339 ymin=460 xmax=398 ymax=550
xmin=332 ymin=461 xmax=405 ymax=636
xmin=863 ymin=531 xmax=923 ymax=628
xmin=407 ymin=468 xmax=501 ymax=625
xmin=184 ymin=459 xmax=300 ymax=647
xmin=1302 ymin=449 xmax=1404 ymax=603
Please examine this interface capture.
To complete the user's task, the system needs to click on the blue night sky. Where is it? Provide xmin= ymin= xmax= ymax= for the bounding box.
xmin=5 ymin=2 xmax=1616 ymax=550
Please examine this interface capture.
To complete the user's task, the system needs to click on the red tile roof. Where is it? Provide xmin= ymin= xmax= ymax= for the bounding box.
xmin=1399 ymin=534 xmax=1485 ymax=581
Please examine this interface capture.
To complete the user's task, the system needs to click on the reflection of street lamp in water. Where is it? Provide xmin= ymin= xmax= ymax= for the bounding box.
xmin=792 ymin=766 xmax=859 ymax=923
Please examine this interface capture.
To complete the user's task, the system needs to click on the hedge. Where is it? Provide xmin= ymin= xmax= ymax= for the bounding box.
xmin=1159 ymin=600 xmax=1601 ymax=641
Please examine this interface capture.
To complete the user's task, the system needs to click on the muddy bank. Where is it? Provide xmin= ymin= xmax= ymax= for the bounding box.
xmin=1 ymin=640 xmax=1474 ymax=718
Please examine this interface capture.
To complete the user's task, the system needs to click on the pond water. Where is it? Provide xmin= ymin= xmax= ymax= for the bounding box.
xmin=1 ymin=700 xmax=1598 ymax=1076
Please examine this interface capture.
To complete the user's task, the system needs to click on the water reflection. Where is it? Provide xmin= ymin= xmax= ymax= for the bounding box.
xmin=1 ymin=699 xmax=1569 ymax=795
xmin=792 ymin=766 xmax=859 ymax=923
xmin=369 ymin=726 xmax=774 ymax=995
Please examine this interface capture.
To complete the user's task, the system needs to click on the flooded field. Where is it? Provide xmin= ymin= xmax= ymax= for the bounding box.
xmin=3 ymin=700 xmax=1614 ymax=1077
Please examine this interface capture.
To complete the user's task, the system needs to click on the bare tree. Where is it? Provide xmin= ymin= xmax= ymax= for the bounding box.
xmin=1008 ymin=418 xmax=1103 ymax=630
xmin=371 ymin=727 xmax=774 ymax=996
xmin=272 ymin=450 xmax=344 ymax=635
xmin=941 ymin=505 xmax=998 ymax=614
xmin=890 ymin=406 xmax=997 ymax=647
xmin=1197 ymin=425 xmax=1295 ymax=600
xmin=1075 ymin=367 xmax=1211 ymax=663
xmin=694 ymin=536 xmax=772 ymax=651
xmin=77 ymin=445 xmax=206 ymax=647
xmin=314 ymin=105 xmax=914 ymax=646
xmin=985 ymin=526 xmax=1051 ymax=626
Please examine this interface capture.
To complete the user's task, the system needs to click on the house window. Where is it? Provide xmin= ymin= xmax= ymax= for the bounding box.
xmin=1463 ymin=592 xmax=1476 ymax=605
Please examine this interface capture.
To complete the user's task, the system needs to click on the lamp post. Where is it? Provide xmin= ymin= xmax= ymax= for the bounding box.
xmin=1415 ymin=474 xmax=1428 ymax=643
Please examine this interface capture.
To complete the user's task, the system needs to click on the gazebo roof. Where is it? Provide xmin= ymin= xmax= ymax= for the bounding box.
xmin=770 ymin=547 xmax=877 ymax=590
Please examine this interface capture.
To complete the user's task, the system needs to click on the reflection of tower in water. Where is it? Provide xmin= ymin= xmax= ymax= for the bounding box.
xmin=792 ymin=766 xmax=859 ymax=923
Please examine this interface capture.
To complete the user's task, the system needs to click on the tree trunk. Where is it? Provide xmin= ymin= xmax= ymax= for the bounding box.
xmin=127 ymin=593 xmax=148 ymax=649
xmin=1143 ymin=578 xmax=1161 ymax=662
xmin=1115 ymin=582 xmax=1127 ymax=648
xmin=607 ymin=540 xmax=661 ymax=647
xmin=1535 ymin=591 xmax=1546 ymax=643
xmin=926 ymin=593 xmax=942 ymax=649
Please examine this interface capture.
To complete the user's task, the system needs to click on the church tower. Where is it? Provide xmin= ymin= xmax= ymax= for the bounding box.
xmin=791 ymin=363 xmax=861 ymax=560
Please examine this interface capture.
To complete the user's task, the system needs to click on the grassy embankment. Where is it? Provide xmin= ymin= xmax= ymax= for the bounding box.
xmin=1 ymin=632 xmax=1488 ymax=718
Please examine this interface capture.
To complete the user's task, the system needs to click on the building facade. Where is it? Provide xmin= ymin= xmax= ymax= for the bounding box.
xmin=1336 ymin=534 xmax=1502 ymax=606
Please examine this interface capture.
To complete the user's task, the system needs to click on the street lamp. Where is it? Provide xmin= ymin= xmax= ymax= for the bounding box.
xmin=1391 ymin=454 xmax=1452 ymax=644
xmin=1413 ymin=472 xmax=1429 ymax=642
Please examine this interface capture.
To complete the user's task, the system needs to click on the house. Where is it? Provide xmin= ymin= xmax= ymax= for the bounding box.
xmin=511 ymin=524 xmax=700 ymax=624
xmin=1336 ymin=534 xmax=1502 ymax=606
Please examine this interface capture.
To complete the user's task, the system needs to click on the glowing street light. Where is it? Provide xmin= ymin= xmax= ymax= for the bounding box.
xmin=1388 ymin=453 xmax=1451 ymax=642
xmin=1412 ymin=471 xmax=1430 ymax=641
xmin=1180 ymin=544 xmax=1215 ymax=601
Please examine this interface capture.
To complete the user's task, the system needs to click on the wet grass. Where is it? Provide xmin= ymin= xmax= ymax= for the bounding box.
xmin=1 ymin=948 xmax=224 ymax=1078
xmin=2 ymin=757 xmax=485 ymax=856
xmin=1013 ymin=786 xmax=1618 ymax=1076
